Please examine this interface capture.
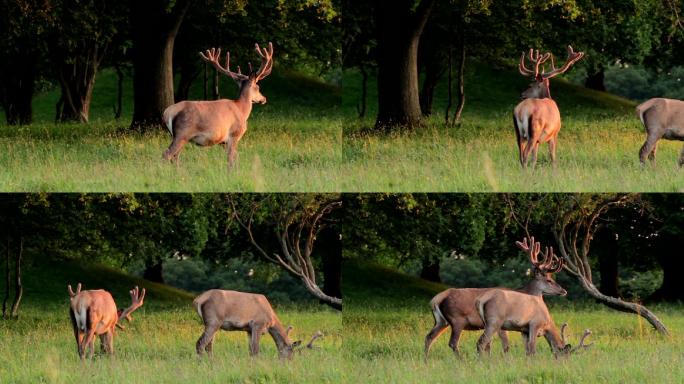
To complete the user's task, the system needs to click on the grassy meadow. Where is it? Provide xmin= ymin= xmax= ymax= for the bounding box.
xmin=343 ymin=261 xmax=684 ymax=383
xmin=0 ymin=70 xmax=341 ymax=192
xmin=0 ymin=261 xmax=343 ymax=383
xmin=342 ymin=65 xmax=684 ymax=192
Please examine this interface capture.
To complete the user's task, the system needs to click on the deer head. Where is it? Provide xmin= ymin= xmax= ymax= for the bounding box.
xmin=67 ymin=283 xmax=82 ymax=298
xmin=199 ymin=42 xmax=274 ymax=105
xmin=516 ymin=236 xmax=567 ymax=296
xmin=519 ymin=46 xmax=585 ymax=99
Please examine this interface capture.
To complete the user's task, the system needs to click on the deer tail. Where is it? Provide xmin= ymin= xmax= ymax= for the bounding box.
xmin=513 ymin=107 xmax=528 ymax=140
xmin=635 ymin=99 xmax=659 ymax=129
xmin=192 ymin=293 xmax=209 ymax=322
xmin=429 ymin=290 xmax=450 ymax=327
xmin=162 ymin=104 xmax=182 ymax=136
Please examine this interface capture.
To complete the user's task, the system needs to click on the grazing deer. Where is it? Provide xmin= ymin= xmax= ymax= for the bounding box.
xmin=193 ymin=289 xmax=322 ymax=359
xmin=514 ymin=46 xmax=585 ymax=168
xmin=475 ymin=286 xmax=592 ymax=357
xmin=162 ymin=42 xmax=274 ymax=169
xmin=425 ymin=237 xmax=565 ymax=360
xmin=636 ymin=98 xmax=684 ymax=167
xmin=67 ymin=283 xmax=146 ymax=360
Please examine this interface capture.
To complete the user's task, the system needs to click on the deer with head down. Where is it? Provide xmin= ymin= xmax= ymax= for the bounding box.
xmin=162 ymin=42 xmax=274 ymax=169
xmin=514 ymin=46 xmax=585 ymax=168
xmin=474 ymin=246 xmax=592 ymax=357
xmin=67 ymin=283 xmax=146 ymax=360
xmin=424 ymin=236 xmax=566 ymax=360
xmin=193 ymin=289 xmax=323 ymax=360
xmin=636 ymin=98 xmax=684 ymax=167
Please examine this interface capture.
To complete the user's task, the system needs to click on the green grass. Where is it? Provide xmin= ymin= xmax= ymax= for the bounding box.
xmin=0 ymin=69 xmax=341 ymax=192
xmin=0 ymin=261 xmax=342 ymax=383
xmin=342 ymin=261 xmax=684 ymax=383
xmin=342 ymin=64 xmax=684 ymax=192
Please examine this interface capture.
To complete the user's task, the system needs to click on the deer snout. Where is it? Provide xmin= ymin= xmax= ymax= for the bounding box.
xmin=559 ymin=288 xmax=568 ymax=296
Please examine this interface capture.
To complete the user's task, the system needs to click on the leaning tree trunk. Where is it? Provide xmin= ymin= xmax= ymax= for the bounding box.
xmin=374 ymin=0 xmax=436 ymax=130
xmin=552 ymin=195 xmax=669 ymax=335
xmin=130 ymin=0 xmax=191 ymax=131
xmin=10 ymin=238 xmax=22 ymax=318
xmin=56 ymin=46 xmax=104 ymax=123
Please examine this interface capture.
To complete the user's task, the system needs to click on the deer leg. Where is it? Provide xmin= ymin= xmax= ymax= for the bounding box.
xmin=529 ymin=142 xmax=541 ymax=169
xmin=163 ymin=136 xmax=188 ymax=164
xmin=498 ymin=330 xmax=510 ymax=353
xmin=69 ymin=309 xmax=84 ymax=358
xmin=226 ymin=139 xmax=241 ymax=171
xmin=99 ymin=334 xmax=107 ymax=354
xmin=249 ymin=324 xmax=262 ymax=357
xmin=639 ymin=134 xmax=660 ymax=166
xmin=477 ymin=323 xmax=500 ymax=356
xmin=196 ymin=322 xmax=220 ymax=357
xmin=424 ymin=319 xmax=449 ymax=360
xmin=104 ymin=329 xmax=114 ymax=354
xmin=526 ymin=326 xmax=537 ymax=356
xmin=678 ymin=144 xmax=684 ymax=168
xmin=521 ymin=332 xmax=529 ymax=355
xmin=548 ymin=137 xmax=557 ymax=168
xmin=447 ymin=322 xmax=465 ymax=357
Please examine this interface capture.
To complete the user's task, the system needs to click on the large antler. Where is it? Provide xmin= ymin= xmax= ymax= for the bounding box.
xmin=254 ymin=42 xmax=274 ymax=82
xmin=306 ymin=331 xmax=324 ymax=349
xmin=519 ymin=49 xmax=552 ymax=79
xmin=519 ymin=46 xmax=584 ymax=80
xmin=199 ymin=47 xmax=250 ymax=82
xmin=561 ymin=323 xmax=593 ymax=353
xmin=117 ymin=286 xmax=146 ymax=324
xmin=516 ymin=236 xmax=564 ymax=273
xmin=67 ymin=283 xmax=82 ymax=298
xmin=540 ymin=46 xmax=585 ymax=79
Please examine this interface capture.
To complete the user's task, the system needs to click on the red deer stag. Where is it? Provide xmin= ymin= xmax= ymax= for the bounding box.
xmin=425 ymin=237 xmax=565 ymax=360
xmin=162 ymin=42 xmax=274 ymax=169
xmin=475 ymin=278 xmax=592 ymax=357
xmin=68 ymin=283 xmax=146 ymax=360
xmin=193 ymin=289 xmax=322 ymax=359
xmin=636 ymin=98 xmax=684 ymax=167
xmin=514 ymin=46 xmax=585 ymax=168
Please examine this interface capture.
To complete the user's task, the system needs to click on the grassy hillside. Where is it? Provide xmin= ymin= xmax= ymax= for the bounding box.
xmin=343 ymin=261 xmax=684 ymax=383
xmin=342 ymin=63 xmax=684 ymax=192
xmin=0 ymin=260 xmax=342 ymax=383
xmin=0 ymin=69 xmax=341 ymax=192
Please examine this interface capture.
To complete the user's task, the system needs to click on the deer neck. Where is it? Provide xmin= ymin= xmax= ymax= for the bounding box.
xmin=520 ymin=279 xmax=545 ymax=297
xmin=543 ymin=324 xmax=566 ymax=354
xmin=236 ymin=87 xmax=254 ymax=120
xmin=268 ymin=320 xmax=291 ymax=352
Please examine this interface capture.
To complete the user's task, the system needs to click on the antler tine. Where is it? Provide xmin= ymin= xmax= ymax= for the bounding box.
xmin=286 ymin=325 xmax=294 ymax=338
xmin=560 ymin=322 xmax=568 ymax=345
xmin=254 ymin=42 xmax=274 ymax=81
xmin=541 ymin=45 xmax=585 ymax=79
xmin=199 ymin=46 xmax=249 ymax=82
xmin=306 ymin=331 xmax=324 ymax=349
xmin=118 ymin=286 xmax=146 ymax=324
xmin=570 ymin=329 xmax=593 ymax=353
xmin=516 ymin=236 xmax=542 ymax=265
xmin=67 ymin=283 xmax=82 ymax=298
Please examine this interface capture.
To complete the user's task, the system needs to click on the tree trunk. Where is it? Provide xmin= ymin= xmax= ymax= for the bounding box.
xmin=317 ymin=226 xmax=342 ymax=310
xmin=143 ymin=260 xmax=164 ymax=283
xmin=212 ymin=68 xmax=220 ymax=100
xmin=650 ymin=232 xmax=684 ymax=301
xmin=10 ymin=238 xmax=22 ymax=318
xmin=595 ymin=228 xmax=620 ymax=298
xmin=419 ymin=60 xmax=444 ymax=117
xmin=357 ymin=66 xmax=368 ymax=118
xmin=0 ymin=58 xmax=35 ymax=125
xmin=2 ymin=238 xmax=9 ymax=319
xmin=445 ymin=47 xmax=453 ymax=125
xmin=452 ymin=40 xmax=466 ymax=125
xmin=175 ymin=61 xmax=199 ymax=102
xmin=374 ymin=0 xmax=436 ymax=130
xmin=585 ymin=66 xmax=606 ymax=92
xmin=130 ymin=0 xmax=191 ymax=131
xmin=420 ymin=259 xmax=441 ymax=283
xmin=114 ymin=65 xmax=124 ymax=119
xmin=57 ymin=46 xmax=103 ymax=123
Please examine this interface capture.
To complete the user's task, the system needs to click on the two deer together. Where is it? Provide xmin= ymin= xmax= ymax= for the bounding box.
xmin=425 ymin=236 xmax=592 ymax=360
xmin=67 ymin=284 xmax=321 ymax=361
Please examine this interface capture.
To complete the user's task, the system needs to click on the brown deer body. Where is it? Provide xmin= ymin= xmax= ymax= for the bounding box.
xmin=67 ymin=284 xmax=145 ymax=360
xmin=163 ymin=43 xmax=273 ymax=169
xmin=424 ymin=237 xmax=565 ymax=359
xmin=475 ymin=290 xmax=592 ymax=357
xmin=514 ymin=46 xmax=585 ymax=168
xmin=193 ymin=289 xmax=321 ymax=359
xmin=636 ymin=98 xmax=684 ymax=166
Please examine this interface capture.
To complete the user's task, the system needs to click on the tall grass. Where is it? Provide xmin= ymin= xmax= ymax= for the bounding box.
xmin=342 ymin=65 xmax=684 ymax=192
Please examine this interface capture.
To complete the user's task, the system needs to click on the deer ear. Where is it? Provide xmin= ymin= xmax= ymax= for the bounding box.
xmin=292 ymin=340 xmax=302 ymax=348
